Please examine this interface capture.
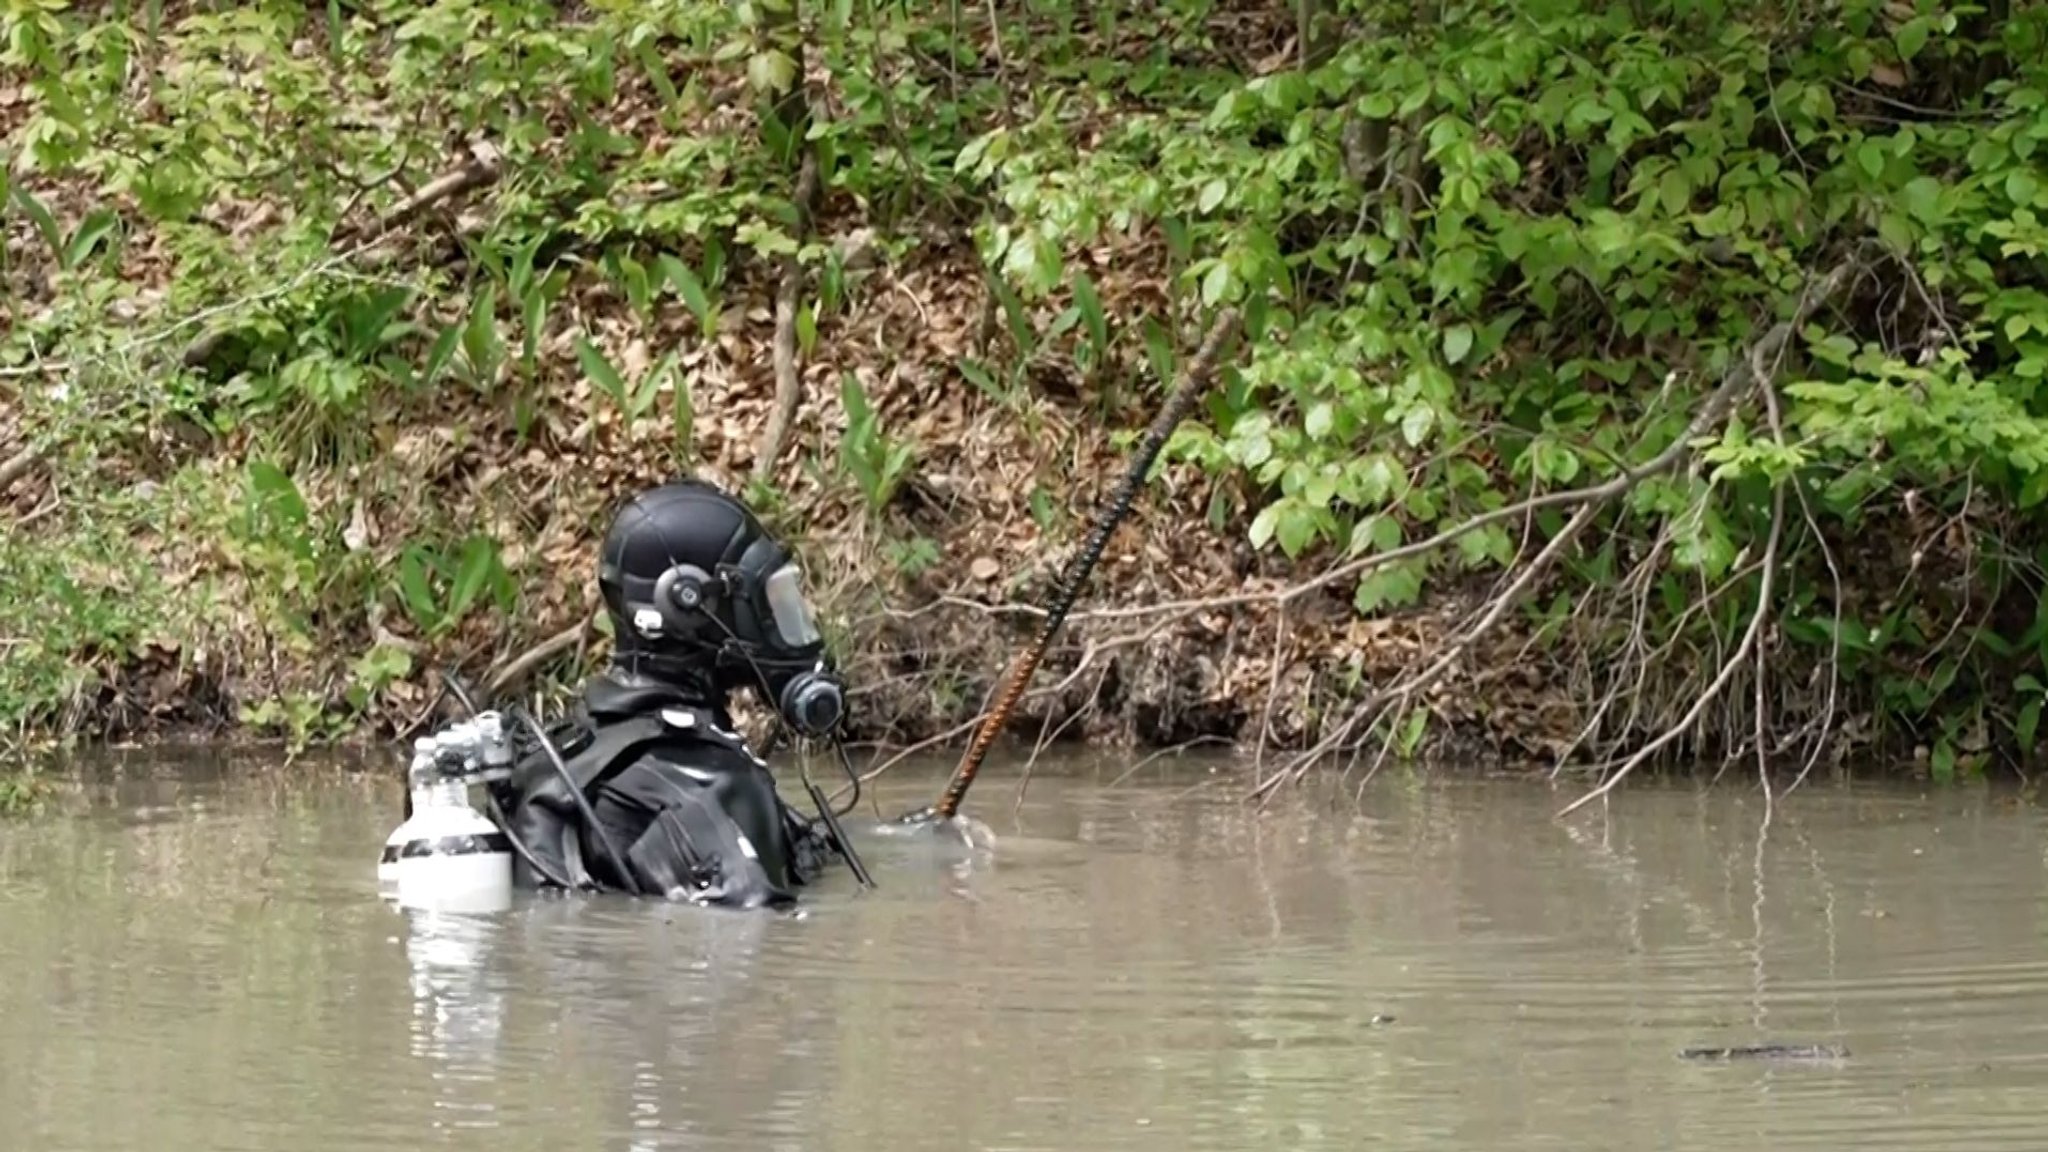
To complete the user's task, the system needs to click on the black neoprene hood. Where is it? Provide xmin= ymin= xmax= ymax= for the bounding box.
xmin=596 ymin=478 xmax=822 ymax=668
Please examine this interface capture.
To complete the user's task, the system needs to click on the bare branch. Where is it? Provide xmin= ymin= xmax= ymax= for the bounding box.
xmin=328 ymin=140 xmax=503 ymax=249
xmin=483 ymin=612 xmax=594 ymax=700
xmin=0 ymin=448 xmax=38 ymax=496
xmin=753 ymin=144 xmax=824 ymax=485
xmin=1559 ymin=483 xmax=1788 ymax=817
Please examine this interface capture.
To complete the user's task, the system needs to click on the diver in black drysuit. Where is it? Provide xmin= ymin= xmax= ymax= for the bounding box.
xmin=483 ymin=478 xmax=858 ymax=910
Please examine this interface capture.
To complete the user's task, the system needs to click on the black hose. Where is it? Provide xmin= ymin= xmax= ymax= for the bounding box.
xmin=444 ymin=672 xmax=482 ymax=718
xmin=804 ymin=769 xmax=874 ymax=889
xmin=830 ymin=737 xmax=862 ymax=817
xmin=429 ymin=668 xmax=582 ymax=892
xmin=698 ymin=619 xmax=874 ymax=887
xmin=504 ymin=701 xmax=647 ymax=898
xmin=484 ymin=788 xmax=580 ymax=891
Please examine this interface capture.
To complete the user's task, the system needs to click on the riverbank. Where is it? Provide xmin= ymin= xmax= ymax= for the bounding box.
xmin=7 ymin=0 xmax=2045 ymax=792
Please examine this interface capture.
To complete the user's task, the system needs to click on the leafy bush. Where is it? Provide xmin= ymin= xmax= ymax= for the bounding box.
xmin=7 ymin=0 xmax=2048 ymax=779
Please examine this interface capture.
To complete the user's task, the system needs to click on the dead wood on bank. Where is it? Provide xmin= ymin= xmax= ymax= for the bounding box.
xmin=1222 ymin=257 xmax=1868 ymax=816
xmin=753 ymin=144 xmax=824 ymax=487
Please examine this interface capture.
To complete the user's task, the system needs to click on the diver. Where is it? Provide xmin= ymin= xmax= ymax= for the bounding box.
xmin=473 ymin=477 xmax=866 ymax=910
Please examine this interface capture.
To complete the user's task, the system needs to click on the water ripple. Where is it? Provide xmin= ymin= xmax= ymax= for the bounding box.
xmin=5 ymin=766 xmax=2048 ymax=1151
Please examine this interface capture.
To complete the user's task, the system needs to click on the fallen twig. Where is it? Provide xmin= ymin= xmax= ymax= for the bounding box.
xmin=1013 ymin=658 xmax=1115 ymax=812
xmin=483 ymin=612 xmax=594 ymax=700
xmin=0 ymin=448 xmax=37 ymax=496
xmin=328 ymin=140 xmax=504 ymax=249
xmin=752 ymin=143 xmax=823 ymax=486
xmin=1106 ymin=735 xmax=1234 ymax=788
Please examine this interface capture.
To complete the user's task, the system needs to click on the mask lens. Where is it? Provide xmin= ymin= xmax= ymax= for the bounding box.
xmin=763 ymin=564 xmax=822 ymax=648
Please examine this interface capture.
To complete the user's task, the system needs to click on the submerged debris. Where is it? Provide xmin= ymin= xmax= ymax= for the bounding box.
xmin=1678 ymin=1044 xmax=1849 ymax=1062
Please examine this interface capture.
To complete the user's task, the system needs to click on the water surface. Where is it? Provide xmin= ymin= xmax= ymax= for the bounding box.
xmin=3 ymin=748 xmax=2046 ymax=1150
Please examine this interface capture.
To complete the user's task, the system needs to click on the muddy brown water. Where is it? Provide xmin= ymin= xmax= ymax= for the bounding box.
xmin=4 ymin=748 xmax=2047 ymax=1150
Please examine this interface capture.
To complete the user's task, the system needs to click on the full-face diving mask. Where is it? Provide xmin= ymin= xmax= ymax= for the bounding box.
xmin=639 ymin=553 xmax=845 ymax=738
xmin=757 ymin=561 xmax=844 ymax=737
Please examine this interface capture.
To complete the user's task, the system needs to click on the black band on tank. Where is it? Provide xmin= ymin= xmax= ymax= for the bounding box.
xmin=397 ymin=832 xmax=514 ymax=859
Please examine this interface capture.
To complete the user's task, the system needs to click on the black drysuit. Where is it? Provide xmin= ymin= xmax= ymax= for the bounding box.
xmin=490 ymin=674 xmax=832 ymax=909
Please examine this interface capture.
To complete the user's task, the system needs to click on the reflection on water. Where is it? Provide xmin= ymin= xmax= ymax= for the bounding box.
xmin=3 ymin=749 xmax=2048 ymax=1149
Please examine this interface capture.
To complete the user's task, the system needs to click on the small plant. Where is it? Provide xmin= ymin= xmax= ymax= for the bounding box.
xmin=395 ymin=534 xmax=516 ymax=640
xmin=0 ymin=769 xmax=55 ymax=818
xmin=837 ymin=371 xmax=917 ymax=513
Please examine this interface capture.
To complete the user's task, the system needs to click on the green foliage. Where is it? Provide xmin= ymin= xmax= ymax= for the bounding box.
xmin=9 ymin=0 xmax=2048 ymax=769
xmin=0 ymin=518 xmax=159 ymax=735
xmin=837 ymin=371 xmax=918 ymax=512
xmin=944 ymin=0 xmax=2048 ymax=769
xmin=0 ymin=768 xmax=56 ymax=818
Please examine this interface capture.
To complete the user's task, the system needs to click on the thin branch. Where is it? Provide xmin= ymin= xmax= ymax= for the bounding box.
xmin=1037 ymin=270 xmax=1850 ymax=629
xmin=1559 ymin=484 xmax=1788 ymax=818
xmin=1248 ymin=258 xmax=1859 ymax=802
xmin=483 ymin=612 xmax=594 ymax=699
xmin=328 ymin=140 xmax=503 ymax=248
xmin=752 ymin=141 xmax=824 ymax=486
xmin=0 ymin=448 xmax=38 ymax=495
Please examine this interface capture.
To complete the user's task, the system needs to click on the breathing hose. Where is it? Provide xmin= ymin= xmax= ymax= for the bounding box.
xmin=911 ymin=307 xmax=1244 ymax=824
xmin=435 ymin=668 xmax=644 ymax=897
xmin=503 ymin=700 xmax=648 ymax=898
xmin=705 ymin=622 xmax=878 ymax=889
xmin=421 ymin=671 xmax=580 ymax=890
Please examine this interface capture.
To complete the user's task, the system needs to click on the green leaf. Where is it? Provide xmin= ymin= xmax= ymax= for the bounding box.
xmin=1354 ymin=563 xmax=1423 ymax=616
xmin=1198 ymin=177 xmax=1228 ymax=213
xmin=1442 ymin=323 xmax=1474 ymax=365
xmin=1304 ymin=401 xmax=1334 ymax=440
xmin=2008 ymin=168 xmax=2041 ymax=207
xmin=9 ymin=186 xmax=62 ymax=257
xmin=2018 ymin=699 xmax=2042 ymax=751
xmin=461 ymin=286 xmax=503 ymax=382
xmin=396 ymin=550 xmax=438 ymax=629
xmin=672 ymin=361 xmax=695 ymax=452
xmin=1349 ymin=513 xmax=1402 ymax=556
xmin=246 ymin=460 xmax=307 ymax=525
xmin=1201 ymin=259 xmax=1232 ymax=306
xmin=1658 ymin=167 xmax=1690 ymax=215
xmin=1400 ymin=404 xmax=1436 ymax=447
xmin=1071 ymin=270 xmax=1108 ymax=355
xmin=61 ymin=209 xmax=119 ymax=271
xmin=1930 ymin=737 xmax=1955 ymax=781
xmin=659 ymin=254 xmax=716 ymax=333
xmin=1894 ymin=17 xmax=1929 ymax=62
xmin=1249 ymin=503 xmax=1280 ymax=550
xmin=1399 ymin=708 xmax=1427 ymax=755
xmin=576 ymin=335 xmax=629 ymax=408
xmin=1275 ymin=504 xmax=1317 ymax=557
xmin=958 ymin=358 xmax=1004 ymax=401
xmin=1902 ymin=176 xmax=1944 ymax=225
xmin=420 ymin=323 xmax=463 ymax=386
xmin=747 ymin=48 xmax=798 ymax=94
xmin=797 ymin=302 xmax=818 ymax=357
xmin=445 ymin=536 xmax=499 ymax=623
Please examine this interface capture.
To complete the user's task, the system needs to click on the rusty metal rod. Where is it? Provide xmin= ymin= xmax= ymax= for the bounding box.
xmin=920 ymin=307 xmax=1244 ymax=822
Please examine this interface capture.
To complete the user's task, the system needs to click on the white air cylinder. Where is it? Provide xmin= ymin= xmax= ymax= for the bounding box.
xmin=390 ymin=778 xmax=514 ymax=914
